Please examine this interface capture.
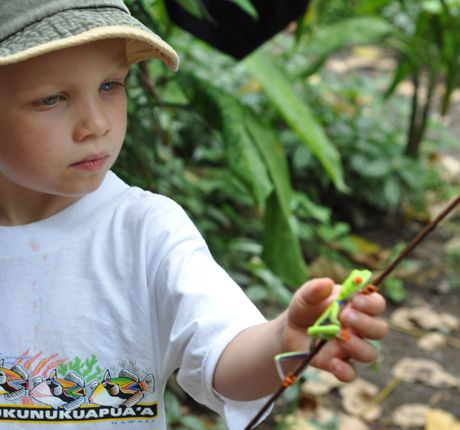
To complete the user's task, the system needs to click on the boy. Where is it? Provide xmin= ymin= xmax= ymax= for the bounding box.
xmin=0 ymin=1 xmax=387 ymax=429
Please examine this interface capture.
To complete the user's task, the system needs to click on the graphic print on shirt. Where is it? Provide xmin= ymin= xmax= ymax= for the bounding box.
xmin=0 ymin=360 xmax=43 ymax=401
xmin=0 ymin=352 xmax=158 ymax=424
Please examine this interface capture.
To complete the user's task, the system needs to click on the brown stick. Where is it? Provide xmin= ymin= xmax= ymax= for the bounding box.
xmin=244 ymin=195 xmax=460 ymax=430
xmin=372 ymin=195 xmax=460 ymax=286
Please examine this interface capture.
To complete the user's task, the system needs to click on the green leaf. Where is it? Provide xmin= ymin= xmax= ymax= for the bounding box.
xmin=226 ymin=0 xmax=258 ymax=18
xmin=245 ymin=111 xmax=309 ymax=285
xmin=383 ymin=176 xmax=401 ymax=208
xmin=295 ymin=17 xmax=395 ymax=76
xmin=171 ymin=0 xmax=216 ymax=22
xmin=173 ymin=0 xmax=205 ymax=19
xmin=177 ymin=71 xmax=307 ymax=286
xmin=245 ymin=51 xmax=348 ymax=192
xmin=177 ymin=72 xmax=273 ymax=209
xmin=262 ymin=192 xmax=308 ymax=287
xmin=244 ymin=110 xmax=292 ymax=218
xmin=381 ymin=278 xmax=407 ymax=303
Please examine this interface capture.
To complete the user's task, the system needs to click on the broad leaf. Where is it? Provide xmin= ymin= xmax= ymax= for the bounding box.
xmin=184 ymin=75 xmax=274 ymax=209
xmin=245 ymin=51 xmax=348 ymax=192
xmin=245 ymin=111 xmax=309 ymax=285
xmin=178 ymin=72 xmax=308 ymax=285
xmin=262 ymin=193 xmax=308 ymax=287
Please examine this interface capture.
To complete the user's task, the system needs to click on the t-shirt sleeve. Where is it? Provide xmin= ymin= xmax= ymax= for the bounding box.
xmin=148 ymin=196 xmax=271 ymax=428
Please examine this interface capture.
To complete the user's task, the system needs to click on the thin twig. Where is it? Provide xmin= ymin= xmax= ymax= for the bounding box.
xmin=357 ymin=377 xmax=402 ymax=419
xmin=372 ymin=195 xmax=460 ymax=286
xmin=388 ymin=321 xmax=460 ymax=350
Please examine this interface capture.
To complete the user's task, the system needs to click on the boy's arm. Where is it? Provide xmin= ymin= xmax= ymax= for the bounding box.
xmin=212 ymin=278 xmax=387 ymax=401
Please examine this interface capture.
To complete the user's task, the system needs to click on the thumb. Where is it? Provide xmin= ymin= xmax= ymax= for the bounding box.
xmin=288 ymin=277 xmax=335 ymax=328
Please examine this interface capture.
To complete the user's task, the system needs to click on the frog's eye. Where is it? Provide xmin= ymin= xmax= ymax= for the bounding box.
xmin=353 ymin=276 xmax=362 ymax=284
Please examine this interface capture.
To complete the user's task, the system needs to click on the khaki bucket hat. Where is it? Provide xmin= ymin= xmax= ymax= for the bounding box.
xmin=0 ymin=0 xmax=180 ymax=70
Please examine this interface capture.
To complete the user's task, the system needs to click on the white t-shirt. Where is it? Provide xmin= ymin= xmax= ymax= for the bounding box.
xmin=0 ymin=171 xmax=269 ymax=429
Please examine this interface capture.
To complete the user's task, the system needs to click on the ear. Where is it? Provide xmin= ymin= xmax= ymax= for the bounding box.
xmin=50 ymin=369 xmax=57 ymax=379
xmin=104 ymin=370 xmax=111 ymax=381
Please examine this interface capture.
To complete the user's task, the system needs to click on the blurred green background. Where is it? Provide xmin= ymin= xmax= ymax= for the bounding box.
xmin=117 ymin=1 xmax=460 ymax=428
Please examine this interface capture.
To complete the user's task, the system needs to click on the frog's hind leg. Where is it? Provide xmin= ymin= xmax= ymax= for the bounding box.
xmin=307 ymin=324 xmax=341 ymax=339
xmin=274 ymin=351 xmax=311 ymax=388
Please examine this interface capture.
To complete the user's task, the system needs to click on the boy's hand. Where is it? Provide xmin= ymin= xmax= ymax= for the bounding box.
xmin=213 ymin=276 xmax=387 ymax=400
xmin=283 ymin=277 xmax=388 ymax=382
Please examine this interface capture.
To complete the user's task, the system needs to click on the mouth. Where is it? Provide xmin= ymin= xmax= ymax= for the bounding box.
xmin=70 ymin=153 xmax=110 ymax=172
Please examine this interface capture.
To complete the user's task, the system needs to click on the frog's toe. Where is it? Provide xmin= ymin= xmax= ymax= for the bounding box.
xmin=339 ymin=327 xmax=352 ymax=341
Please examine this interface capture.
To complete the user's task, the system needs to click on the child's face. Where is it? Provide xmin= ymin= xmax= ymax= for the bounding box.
xmin=0 ymin=39 xmax=129 ymax=220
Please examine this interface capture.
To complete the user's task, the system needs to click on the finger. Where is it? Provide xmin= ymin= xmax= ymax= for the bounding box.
xmin=289 ymin=278 xmax=336 ymax=327
xmin=340 ymin=335 xmax=379 ymax=363
xmin=340 ymin=308 xmax=388 ymax=340
xmin=350 ymin=292 xmax=386 ymax=317
xmin=329 ymin=358 xmax=357 ymax=382
xmin=312 ymin=343 xmax=357 ymax=382
xmin=298 ymin=277 xmax=335 ymax=305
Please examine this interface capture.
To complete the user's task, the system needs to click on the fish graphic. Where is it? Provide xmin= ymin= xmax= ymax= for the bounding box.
xmin=0 ymin=359 xmax=42 ymax=401
xmin=30 ymin=369 xmax=97 ymax=410
xmin=89 ymin=369 xmax=154 ymax=408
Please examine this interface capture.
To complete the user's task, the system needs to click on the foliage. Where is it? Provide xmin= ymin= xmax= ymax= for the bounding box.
xmin=292 ymin=71 xmax=443 ymax=220
xmin=118 ymin=0 xmax=458 ymax=427
xmin=380 ymin=0 xmax=460 ymax=157
xmin=119 ymin=0 xmax=453 ymax=291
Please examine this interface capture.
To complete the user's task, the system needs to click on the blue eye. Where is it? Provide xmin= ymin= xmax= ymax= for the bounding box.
xmin=40 ymin=95 xmax=62 ymax=107
xmin=101 ymin=82 xmax=114 ymax=91
xmin=101 ymin=81 xmax=123 ymax=92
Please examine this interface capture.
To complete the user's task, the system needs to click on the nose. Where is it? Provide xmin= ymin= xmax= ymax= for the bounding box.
xmin=73 ymin=98 xmax=111 ymax=142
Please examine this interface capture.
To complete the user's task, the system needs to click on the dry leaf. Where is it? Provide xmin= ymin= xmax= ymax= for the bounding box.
xmin=313 ymin=406 xmax=369 ymax=430
xmin=438 ymin=154 xmax=460 ymax=181
xmin=282 ymin=414 xmax=318 ymax=430
xmin=390 ymin=307 xmax=417 ymax=330
xmin=390 ymin=306 xmax=459 ymax=333
xmin=301 ymin=369 xmax=344 ymax=397
xmin=392 ymin=358 xmax=460 ymax=388
xmin=417 ymin=332 xmax=447 ymax=352
xmin=287 ymin=405 xmax=369 ymax=430
xmin=426 ymin=409 xmax=460 ymax=430
xmin=339 ymin=378 xmax=381 ymax=422
xmin=338 ymin=414 xmax=370 ymax=430
xmin=392 ymin=403 xmax=429 ymax=427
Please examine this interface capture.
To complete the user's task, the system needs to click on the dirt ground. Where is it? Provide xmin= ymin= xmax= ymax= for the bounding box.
xmin=350 ymin=222 xmax=460 ymax=430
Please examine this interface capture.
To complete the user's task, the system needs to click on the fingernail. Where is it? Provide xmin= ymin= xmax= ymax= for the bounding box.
xmin=354 ymin=296 xmax=366 ymax=309
xmin=331 ymin=359 xmax=342 ymax=374
xmin=346 ymin=310 xmax=357 ymax=324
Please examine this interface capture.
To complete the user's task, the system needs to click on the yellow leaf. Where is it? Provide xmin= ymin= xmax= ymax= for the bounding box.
xmin=349 ymin=234 xmax=382 ymax=255
xmin=426 ymin=409 xmax=460 ymax=430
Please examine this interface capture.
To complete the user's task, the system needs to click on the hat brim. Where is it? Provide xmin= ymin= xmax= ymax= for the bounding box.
xmin=0 ymin=7 xmax=179 ymax=71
